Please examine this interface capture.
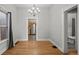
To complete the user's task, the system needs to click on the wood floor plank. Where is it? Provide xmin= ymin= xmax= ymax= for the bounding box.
xmin=2 ymin=41 xmax=77 ymax=55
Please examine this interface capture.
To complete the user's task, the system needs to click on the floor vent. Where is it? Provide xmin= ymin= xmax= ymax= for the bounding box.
xmin=52 ymin=45 xmax=57 ymax=48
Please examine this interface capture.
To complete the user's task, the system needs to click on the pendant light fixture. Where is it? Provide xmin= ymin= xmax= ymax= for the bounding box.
xmin=28 ymin=4 xmax=40 ymax=16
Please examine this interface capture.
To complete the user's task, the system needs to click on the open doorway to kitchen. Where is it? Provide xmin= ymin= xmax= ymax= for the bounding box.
xmin=64 ymin=5 xmax=78 ymax=54
xmin=28 ymin=19 xmax=36 ymax=41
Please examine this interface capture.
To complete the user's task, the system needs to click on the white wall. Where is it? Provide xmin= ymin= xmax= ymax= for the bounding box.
xmin=38 ymin=7 xmax=50 ymax=40
xmin=0 ymin=4 xmax=17 ymax=54
xmin=16 ymin=8 xmax=28 ymax=41
xmin=49 ymin=4 xmax=76 ymax=52
xmin=16 ymin=7 xmax=50 ymax=41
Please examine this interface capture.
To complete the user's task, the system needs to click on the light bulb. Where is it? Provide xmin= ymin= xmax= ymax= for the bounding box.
xmin=32 ymin=7 xmax=35 ymax=10
xmin=38 ymin=9 xmax=40 ymax=13
xmin=37 ymin=8 xmax=39 ymax=10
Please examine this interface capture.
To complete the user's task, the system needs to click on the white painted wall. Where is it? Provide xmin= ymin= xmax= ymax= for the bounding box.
xmin=0 ymin=4 xmax=17 ymax=54
xmin=16 ymin=8 xmax=28 ymax=41
xmin=49 ymin=4 xmax=76 ymax=52
xmin=16 ymin=7 xmax=50 ymax=41
xmin=38 ymin=7 xmax=50 ymax=40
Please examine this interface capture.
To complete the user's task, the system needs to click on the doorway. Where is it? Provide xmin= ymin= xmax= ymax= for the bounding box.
xmin=28 ymin=19 xmax=36 ymax=41
xmin=64 ymin=5 xmax=78 ymax=54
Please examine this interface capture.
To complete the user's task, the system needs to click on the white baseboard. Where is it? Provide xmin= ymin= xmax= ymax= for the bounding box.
xmin=49 ymin=39 xmax=64 ymax=53
xmin=16 ymin=39 xmax=49 ymax=42
xmin=36 ymin=39 xmax=49 ymax=41
xmin=14 ymin=39 xmax=18 ymax=44
xmin=16 ymin=39 xmax=28 ymax=41
xmin=36 ymin=39 xmax=64 ymax=53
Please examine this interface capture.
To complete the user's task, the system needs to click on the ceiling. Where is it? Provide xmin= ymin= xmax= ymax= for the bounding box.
xmin=14 ymin=4 xmax=52 ymax=8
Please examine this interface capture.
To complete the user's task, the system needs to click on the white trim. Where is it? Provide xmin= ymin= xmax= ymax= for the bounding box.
xmin=0 ymin=7 xmax=8 ymax=14
xmin=25 ymin=20 xmax=28 ymax=41
xmin=14 ymin=39 xmax=18 ymax=44
xmin=36 ymin=39 xmax=49 ymax=41
xmin=15 ymin=39 xmax=49 ymax=42
xmin=0 ymin=39 xmax=8 ymax=44
xmin=49 ymin=39 xmax=64 ymax=53
xmin=36 ymin=20 xmax=38 ymax=40
xmin=16 ymin=39 xmax=28 ymax=41
xmin=27 ymin=18 xmax=38 ymax=41
xmin=77 ymin=5 xmax=79 ymax=55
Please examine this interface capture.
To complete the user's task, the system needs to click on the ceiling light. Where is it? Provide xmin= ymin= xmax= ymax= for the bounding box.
xmin=28 ymin=4 xmax=40 ymax=16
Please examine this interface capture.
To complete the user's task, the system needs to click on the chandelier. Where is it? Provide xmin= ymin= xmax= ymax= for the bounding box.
xmin=28 ymin=4 xmax=40 ymax=16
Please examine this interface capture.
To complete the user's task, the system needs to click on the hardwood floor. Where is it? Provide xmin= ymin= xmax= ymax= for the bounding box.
xmin=2 ymin=41 xmax=77 ymax=55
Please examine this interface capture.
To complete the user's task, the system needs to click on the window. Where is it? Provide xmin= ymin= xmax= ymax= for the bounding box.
xmin=0 ymin=11 xmax=8 ymax=41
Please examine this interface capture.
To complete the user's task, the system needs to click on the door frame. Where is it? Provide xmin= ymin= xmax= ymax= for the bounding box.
xmin=27 ymin=19 xmax=38 ymax=41
xmin=64 ymin=5 xmax=78 ymax=54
